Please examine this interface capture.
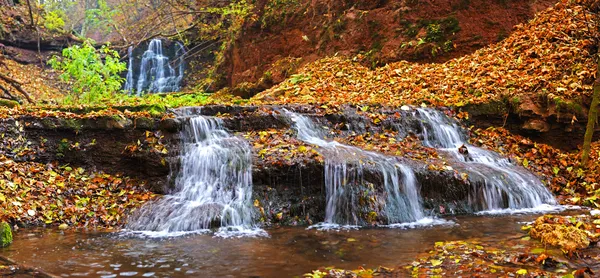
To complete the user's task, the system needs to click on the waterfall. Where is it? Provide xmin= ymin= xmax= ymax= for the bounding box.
xmin=413 ymin=108 xmax=557 ymax=212
xmin=126 ymin=116 xmax=264 ymax=237
xmin=124 ymin=39 xmax=186 ymax=95
xmin=124 ymin=46 xmax=134 ymax=94
xmin=286 ymin=111 xmax=424 ymax=227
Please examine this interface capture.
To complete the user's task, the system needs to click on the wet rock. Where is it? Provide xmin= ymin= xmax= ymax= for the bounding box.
xmin=0 ymin=116 xmax=176 ymax=191
xmin=159 ymin=118 xmax=181 ymax=133
xmin=522 ymin=119 xmax=550 ymax=133
xmin=134 ymin=117 xmax=155 ymax=130
xmin=0 ymin=99 xmax=19 ymax=108
xmin=105 ymin=117 xmax=132 ymax=129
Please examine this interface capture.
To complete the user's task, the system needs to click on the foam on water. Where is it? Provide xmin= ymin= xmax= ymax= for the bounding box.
xmin=286 ymin=110 xmax=425 ymax=226
xmin=306 ymin=223 xmax=361 ymax=231
xmin=385 ymin=217 xmax=455 ymax=229
xmin=413 ymin=108 xmax=557 ymax=211
xmin=475 ymin=204 xmax=579 ymax=215
xmin=125 ymin=116 xmax=265 ymax=237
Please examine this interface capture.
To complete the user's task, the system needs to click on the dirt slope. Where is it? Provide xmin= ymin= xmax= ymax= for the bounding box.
xmin=221 ymin=0 xmax=556 ymax=89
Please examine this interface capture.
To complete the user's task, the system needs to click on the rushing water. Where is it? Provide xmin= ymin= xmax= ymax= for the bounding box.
xmin=413 ymin=108 xmax=557 ymax=211
xmin=286 ymin=111 xmax=425 ymax=226
xmin=3 ymin=212 xmax=589 ymax=278
xmin=124 ymin=39 xmax=186 ymax=95
xmin=125 ymin=116 xmax=264 ymax=237
xmin=124 ymin=46 xmax=134 ymax=94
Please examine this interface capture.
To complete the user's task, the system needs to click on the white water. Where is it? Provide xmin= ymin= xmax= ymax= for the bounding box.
xmin=126 ymin=116 xmax=265 ymax=238
xmin=124 ymin=39 xmax=186 ymax=95
xmin=124 ymin=46 xmax=134 ymax=93
xmin=414 ymin=108 xmax=557 ymax=211
xmin=286 ymin=111 xmax=425 ymax=226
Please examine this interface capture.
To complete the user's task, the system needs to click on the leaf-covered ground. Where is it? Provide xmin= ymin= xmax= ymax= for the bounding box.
xmin=0 ymin=55 xmax=64 ymax=103
xmin=526 ymin=213 xmax=600 ymax=253
xmin=252 ymin=0 xmax=595 ymax=109
xmin=0 ymin=155 xmax=154 ymax=229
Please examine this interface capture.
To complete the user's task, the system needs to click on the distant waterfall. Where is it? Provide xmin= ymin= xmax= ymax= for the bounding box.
xmin=124 ymin=46 xmax=134 ymax=93
xmin=123 ymin=39 xmax=186 ymax=95
xmin=126 ymin=115 xmax=264 ymax=237
xmin=413 ymin=108 xmax=557 ymax=211
xmin=286 ymin=111 xmax=424 ymax=227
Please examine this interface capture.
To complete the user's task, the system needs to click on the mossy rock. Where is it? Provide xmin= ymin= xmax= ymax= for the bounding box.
xmin=0 ymin=222 xmax=12 ymax=247
xmin=462 ymin=100 xmax=509 ymax=117
xmin=0 ymin=99 xmax=19 ymax=108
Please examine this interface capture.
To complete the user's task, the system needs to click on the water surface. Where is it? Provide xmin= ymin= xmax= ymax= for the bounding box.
xmin=1 ymin=213 xmax=570 ymax=277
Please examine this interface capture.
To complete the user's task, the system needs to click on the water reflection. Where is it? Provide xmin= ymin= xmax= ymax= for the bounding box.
xmin=0 ymin=213 xmax=580 ymax=277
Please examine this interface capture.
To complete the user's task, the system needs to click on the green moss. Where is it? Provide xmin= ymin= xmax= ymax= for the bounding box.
xmin=425 ymin=17 xmax=460 ymax=43
xmin=401 ymin=20 xmax=419 ymax=38
xmin=0 ymin=99 xmax=19 ymax=108
xmin=510 ymin=96 xmax=521 ymax=107
xmin=260 ymin=0 xmax=300 ymax=29
xmin=62 ymin=118 xmax=82 ymax=131
xmin=332 ymin=17 xmax=346 ymax=34
xmin=463 ymin=100 xmax=509 ymax=117
xmin=134 ymin=117 xmax=155 ymax=130
xmin=145 ymin=104 xmax=166 ymax=117
xmin=0 ymin=222 xmax=12 ymax=247
xmin=497 ymin=29 xmax=508 ymax=42
xmin=41 ymin=118 xmax=58 ymax=129
xmin=553 ymin=98 xmax=584 ymax=115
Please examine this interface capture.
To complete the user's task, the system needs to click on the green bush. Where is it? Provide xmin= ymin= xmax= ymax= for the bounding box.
xmin=49 ymin=40 xmax=126 ymax=104
xmin=43 ymin=10 xmax=66 ymax=32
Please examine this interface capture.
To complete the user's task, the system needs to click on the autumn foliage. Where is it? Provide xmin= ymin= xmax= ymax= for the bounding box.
xmin=253 ymin=0 xmax=596 ymax=108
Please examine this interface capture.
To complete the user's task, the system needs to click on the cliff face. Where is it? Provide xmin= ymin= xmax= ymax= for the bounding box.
xmin=220 ymin=0 xmax=556 ymax=90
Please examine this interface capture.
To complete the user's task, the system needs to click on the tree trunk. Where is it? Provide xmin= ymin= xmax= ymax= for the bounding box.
xmin=25 ymin=0 xmax=35 ymax=27
xmin=581 ymin=57 xmax=600 ymax=166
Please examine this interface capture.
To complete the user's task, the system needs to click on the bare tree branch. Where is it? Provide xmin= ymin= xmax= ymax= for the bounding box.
xmin=0 ymin=73 xmax=34 ymax=103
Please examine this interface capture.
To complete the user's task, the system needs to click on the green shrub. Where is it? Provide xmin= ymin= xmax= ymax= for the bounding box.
xmin=49 ymin=40 xmax=126 ymax=105
xmin=43 ymin=10 xmax=66 ymax=32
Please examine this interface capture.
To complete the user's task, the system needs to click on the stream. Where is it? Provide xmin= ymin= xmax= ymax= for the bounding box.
xmin=0 ymin=108 xmax=582 ymax=277
xmin=0 ymin=211 xmax=582 ymax=278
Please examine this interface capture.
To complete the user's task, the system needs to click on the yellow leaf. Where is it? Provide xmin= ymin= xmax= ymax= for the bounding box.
xmin=430 ymin=259 xmax=442 ymax=267
xmin=516 ymin=269 xmax=527 ymax=275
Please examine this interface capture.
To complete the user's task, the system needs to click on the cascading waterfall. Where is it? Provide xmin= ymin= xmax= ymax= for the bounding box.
xmin=286 ymin=111 xmax=424 ymax=226
xmin=413 ymin=108 xmax=557 ymax=212
xmin=126 ymin=115 xmax=264 ymax=237
xmin=123 ymin=39 xmax=186 ymax=95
